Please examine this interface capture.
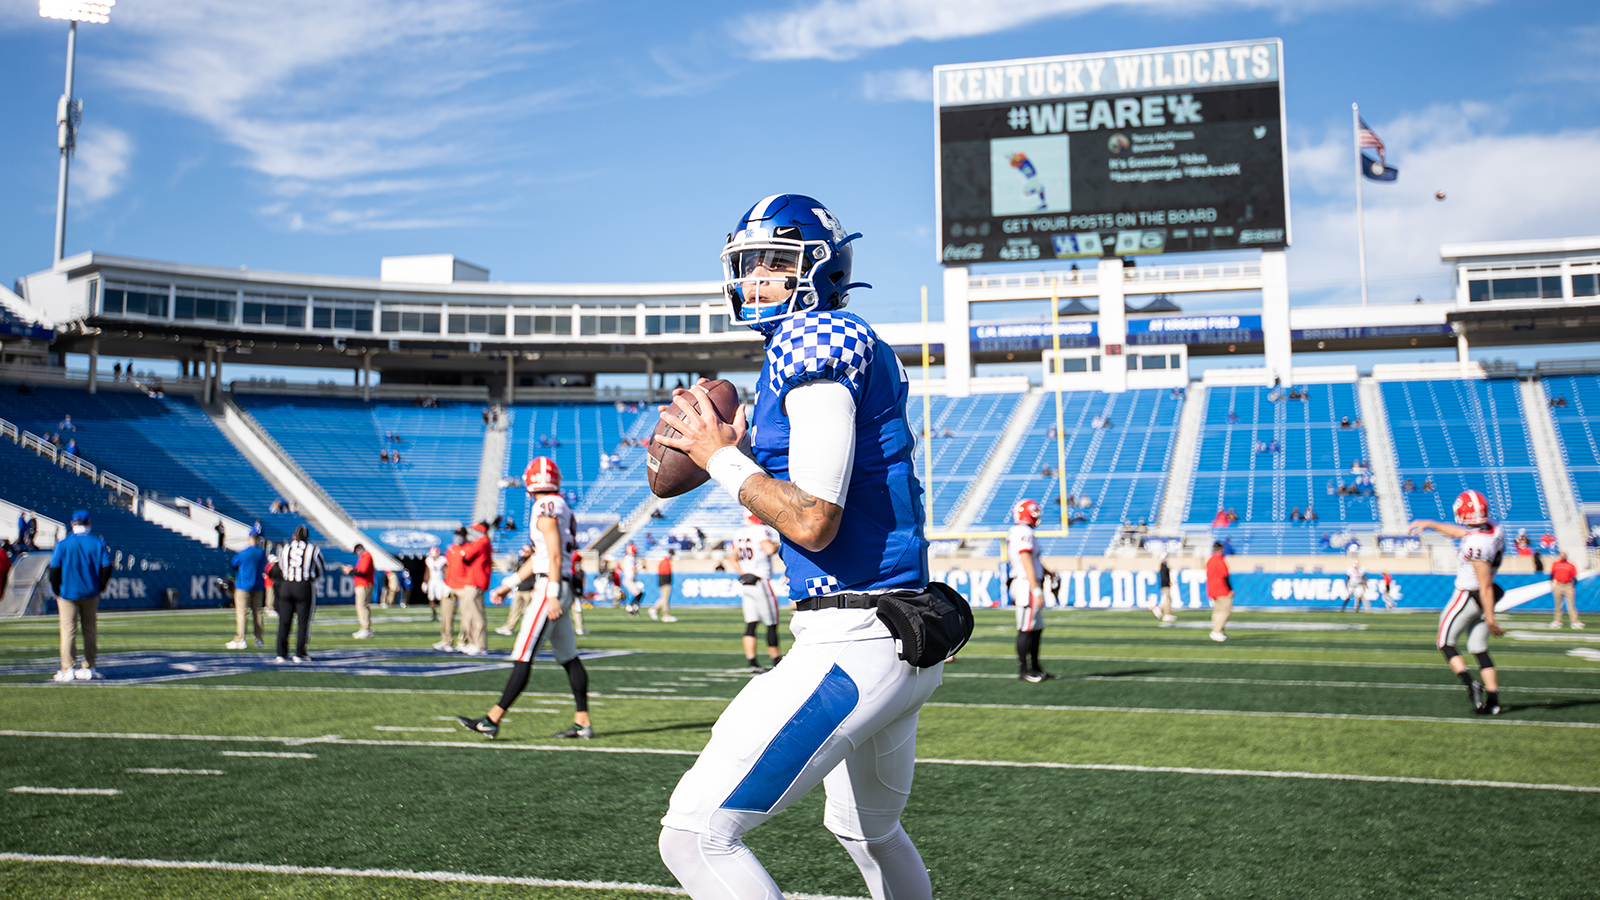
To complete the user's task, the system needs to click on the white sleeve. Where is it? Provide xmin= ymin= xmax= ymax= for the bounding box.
xmin=785 ymin=380 xmax=856 ymax=508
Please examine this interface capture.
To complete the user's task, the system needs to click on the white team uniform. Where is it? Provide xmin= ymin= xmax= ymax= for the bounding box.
xmin=424 ymin=554 xmax=449 ymax=601
xmin=1008 ymin=524 xmax=1044 ymax=632
xmin=1437 ymin=525 xmax=1505 ymax=654
xmin=733 ymin=523 xmax=782 ymax=627
xmin=512 ymin=494 xmax=580 ymax=665
xmin=1346 ymin=561 xmax=1365 ymax=606
xmin=621 ymin=548 xmax=643 ymax=598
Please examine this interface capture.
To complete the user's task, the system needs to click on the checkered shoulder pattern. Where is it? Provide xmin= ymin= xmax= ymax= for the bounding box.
xmin=765 ymin=311 xmax=875 ymax=403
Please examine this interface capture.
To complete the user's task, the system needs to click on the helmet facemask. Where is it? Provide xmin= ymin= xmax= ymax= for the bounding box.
xmin=721 ymin=226 xmax=833 ymax=329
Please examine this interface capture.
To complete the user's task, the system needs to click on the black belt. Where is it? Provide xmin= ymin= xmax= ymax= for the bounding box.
xmin=794 ymin=593 xmax=880 ymax=611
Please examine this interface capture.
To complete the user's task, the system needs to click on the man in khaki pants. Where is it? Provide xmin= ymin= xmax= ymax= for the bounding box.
xmin=496 ymin=544 xmax=536 ymax=636
xmin=339 ymin=543 xmax=377 ymax=639
xmin=47 ymin=510 xmax=112 ymax=681
xmin=454 ymin=522 xmax=493 ymax=655
xmin=226 ymin=531 xmax=268 ymax=649
xmin=434 ymin=528 xmax=470 ymax=652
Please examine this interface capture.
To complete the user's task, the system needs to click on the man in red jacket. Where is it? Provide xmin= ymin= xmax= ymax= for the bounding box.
xmin=1206 ymin=542 xmax=1233 ymax=643
xmin=340 ymin=543 xmax=377 ymax=639
xmin=435 ymin=527 xmax=470 ymax=652
xmin=454 ymin=521 xmax=492 ymax=655
xmin=1550 ymin=551 xmax=1583 ymax=630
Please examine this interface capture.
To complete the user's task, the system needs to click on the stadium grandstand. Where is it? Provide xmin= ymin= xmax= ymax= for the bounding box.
xmin=4 ymin=235 xmax=1600 ymax=611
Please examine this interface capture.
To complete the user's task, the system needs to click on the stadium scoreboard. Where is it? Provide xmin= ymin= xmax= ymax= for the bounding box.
xmin=935 ymin=39 xmax=1289 ymax=265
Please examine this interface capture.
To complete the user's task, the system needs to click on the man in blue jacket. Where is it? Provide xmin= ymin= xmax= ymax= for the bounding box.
xmin=228 ymin=531 xmax=268 ymax=650
xmin=48 ymin=510 xmax=113 ymax=682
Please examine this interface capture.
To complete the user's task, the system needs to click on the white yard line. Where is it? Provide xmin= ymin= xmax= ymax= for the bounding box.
xmin=914 ymin=759 xmax=1600 ymax=794
xmin=922 ymin=701 xmax=1600 ymax=728
xmin=219 ymin=751 xmax=315 ymax=759
xmin=123 ymin=768 xmax=224 ymax=775
xmin=372 ymin=726 xmax=453 ymax=732
xmin=9 ymin=786 xmax=120 ymax=795
xmin=0 ymin=851 xmax=868 ymax=900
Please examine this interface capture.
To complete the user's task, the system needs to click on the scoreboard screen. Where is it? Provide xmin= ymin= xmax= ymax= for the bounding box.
xmin=935 ymin=39 xmax=1289 ymax=265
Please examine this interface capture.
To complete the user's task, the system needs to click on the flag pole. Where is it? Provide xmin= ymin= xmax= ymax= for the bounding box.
xmin=1353 ymin=102 xmax=1369 ymax=307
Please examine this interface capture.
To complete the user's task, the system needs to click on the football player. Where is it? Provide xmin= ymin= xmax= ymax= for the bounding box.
xmin=653 ymin=194 xmax=942 ymax=900
xmin=731 ymin=510 xmax=783 ymax=672
xmin=1342 ymin=551 xmax=1365 ymax=613
xmin=621 ymin=541 xmax=644 ymax=616
xmin=1410 ymin=490 xmax=1507 ymax=715
xmin=1008 ymin=498 xmax=1054 ymax=682
xmin=456 ymin=457 xmax=592 ymax=739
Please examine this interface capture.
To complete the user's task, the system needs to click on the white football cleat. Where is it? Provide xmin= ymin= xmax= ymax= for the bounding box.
xmin=225 ymin=639 xmax=248 ymax=650
xmin=52 ymin=668 xmax=74 ymax=683
xmin=1208 ymin=631 xmax=1228 ymax=643
xmin=351 ymin=629 xmax=374 ymax=639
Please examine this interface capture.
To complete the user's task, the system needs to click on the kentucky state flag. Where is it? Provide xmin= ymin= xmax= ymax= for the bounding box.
xmin=1358 ymin=118 xmax=1398 ymax=181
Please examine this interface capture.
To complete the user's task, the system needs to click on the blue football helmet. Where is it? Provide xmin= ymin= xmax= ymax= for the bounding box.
xmin=721 ymin=194 xmax=869 ymax=330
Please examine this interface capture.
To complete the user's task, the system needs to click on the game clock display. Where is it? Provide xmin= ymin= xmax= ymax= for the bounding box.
xmin=935 ymin=39 xmax=1290 ymax=265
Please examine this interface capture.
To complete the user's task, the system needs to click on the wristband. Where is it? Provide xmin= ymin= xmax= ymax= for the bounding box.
xmin=707 ymin=446 xmax=764 ymax=504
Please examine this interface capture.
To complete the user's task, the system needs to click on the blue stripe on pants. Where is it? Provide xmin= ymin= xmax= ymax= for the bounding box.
xmin=720 ymin=663 xmax=859 ymax=813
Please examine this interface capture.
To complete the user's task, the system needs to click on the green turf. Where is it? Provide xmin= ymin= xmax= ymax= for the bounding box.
xmin=3 ymin=604 xmax=1599 ymax=899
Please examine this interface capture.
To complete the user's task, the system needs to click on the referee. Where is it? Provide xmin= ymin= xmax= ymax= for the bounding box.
xmin=272 ymin=525 xmax=325 ymax=663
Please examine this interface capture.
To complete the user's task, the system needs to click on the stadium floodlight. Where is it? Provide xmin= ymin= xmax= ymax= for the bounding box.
xmin=42 ymin=0 xmax=113 ymax=264
xmin=39 ymin=1 xmax=114 ymax=24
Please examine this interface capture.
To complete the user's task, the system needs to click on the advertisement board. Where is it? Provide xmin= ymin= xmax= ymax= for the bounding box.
xmin=936 ymin=39 xmax=1289 ymax=265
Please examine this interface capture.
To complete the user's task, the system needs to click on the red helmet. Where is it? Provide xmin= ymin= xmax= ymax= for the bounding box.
xmin=1453 ymin=489 xmax=1490 ymax=526
xmin=1013 ymin=498 xmax=1042 ymax=527
xmin=524 ymin=457 xmax=561 ymax=493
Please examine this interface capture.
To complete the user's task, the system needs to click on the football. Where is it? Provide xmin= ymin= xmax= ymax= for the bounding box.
xmin=647 ymin=379 xmax=742 ymax=498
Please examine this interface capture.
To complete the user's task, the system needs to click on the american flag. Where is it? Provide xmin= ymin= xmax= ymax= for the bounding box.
xmin=1357 ymin=118 xmax=1386 ymax=161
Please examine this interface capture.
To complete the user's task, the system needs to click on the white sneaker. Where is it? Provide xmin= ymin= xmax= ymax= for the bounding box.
xmin=459 ymin=645 xmax=485 ymax=657
xmin=225 ymin=639 xmax=247 ymax=650
xmin=75 ymin=666 xmax=100 ymax=680
xmin=1575 ymin=622 xmax=1587 ymax=630
xmin=431 ymin=640 xmax=454 ymax=652
xmin=274 ymin=656 xmax=289 ymax=664
xmin=53 ymin=668 xmax=74 ymax=683
xmin=494 ymin=626 xmax=513 ymax=636
xmin=290 ymin=655 xmax=306 ymax=664
xmin=661 ymin=616 xmax=678 ymax=623
xmin=1551 ymin=621 xmax=1564 ymax=629
xmin=575 ymin=629 xmax=588 ymax=636
xmin=1209 ymin=631 xmax=1228 ymax=643
xmin=648 ymin=608 xmax=659 ymax=621
xmin=1161 ymin=614 xmax=1178 ymax=623
xmin=1151 ymin=606 xmax=1164 ymax=620
xmin=255 ymin=638 xmax=264 ymax=648
xmin=352 ymin=629 xmax=374 ymax=639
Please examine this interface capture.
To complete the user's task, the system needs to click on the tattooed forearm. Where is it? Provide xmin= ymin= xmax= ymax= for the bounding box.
xmin=738 ymin=474 xmax=843 ymax=552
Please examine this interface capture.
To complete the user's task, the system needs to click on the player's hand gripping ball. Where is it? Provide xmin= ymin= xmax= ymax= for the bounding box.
xmin=647 ymin=379 xmax=742 ymax=498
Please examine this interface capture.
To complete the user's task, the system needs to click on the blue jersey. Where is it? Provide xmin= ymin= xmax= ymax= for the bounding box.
xmin=231 ymin=545 xmax=268 ymax=592
xmin=750 ymin=310 xmax=928 ymax=599
xmin=49 ymin=530 xmax=112 ymax=601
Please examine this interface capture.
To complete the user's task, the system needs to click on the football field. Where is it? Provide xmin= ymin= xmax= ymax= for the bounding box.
xmin=2 ymin=603 xmax=1597 ymax=899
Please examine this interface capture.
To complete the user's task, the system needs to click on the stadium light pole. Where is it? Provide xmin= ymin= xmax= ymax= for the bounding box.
xmin=40 ymin=0 xmax=114 ymax=266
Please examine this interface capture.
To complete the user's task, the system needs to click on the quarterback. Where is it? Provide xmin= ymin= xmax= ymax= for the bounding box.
xmin=654 ymin=194 xmax=942 ymax=900
xmin=1410 ymin=490 xmax=1507 ymax=715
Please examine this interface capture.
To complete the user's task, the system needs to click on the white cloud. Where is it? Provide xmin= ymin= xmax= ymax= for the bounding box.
xmin=733 ymin=0 xmax=1493 ymax=61
xmin=71 ymin=124 xmax=133 ymax=205
xmin=861 ymin=68 xmax=933 ymax=102
xmin=1285 ymin=104 xmax=1600 ymax=305
xmin=52 ymin=0 xmax=572 ymax=230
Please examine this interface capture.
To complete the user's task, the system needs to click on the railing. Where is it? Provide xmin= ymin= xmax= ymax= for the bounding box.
xmin=970 ymin=269 xmax=1097 ymax=292
xmin=1122 ymin=261 xmax=1262 ymax=286
xmin=221 ymin=396 xmax=356 ymax=525
xmin=6 ymin=420 xmax=140 ymax=506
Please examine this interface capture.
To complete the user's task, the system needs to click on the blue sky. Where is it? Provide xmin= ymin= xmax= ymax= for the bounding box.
xmin=4 ymin=0 xmax=1600 ymax=336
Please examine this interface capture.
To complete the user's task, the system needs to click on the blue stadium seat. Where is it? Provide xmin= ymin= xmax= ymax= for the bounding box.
xmin=1540 ymin=375 xmax=1600 ymax=506
xmin=1381 ymin=379 xmax=1549 ymax=533
xmin=1185 ymin=383 xmax=1376 ymax=555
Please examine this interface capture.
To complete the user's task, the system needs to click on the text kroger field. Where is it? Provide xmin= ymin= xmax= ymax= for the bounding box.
xmin=2 ymin=605 xmax=1598 ymax=899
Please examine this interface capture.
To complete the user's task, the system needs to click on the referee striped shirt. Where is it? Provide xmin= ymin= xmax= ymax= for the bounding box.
xmin=276 ymin=540 xmax=325 ymax=583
